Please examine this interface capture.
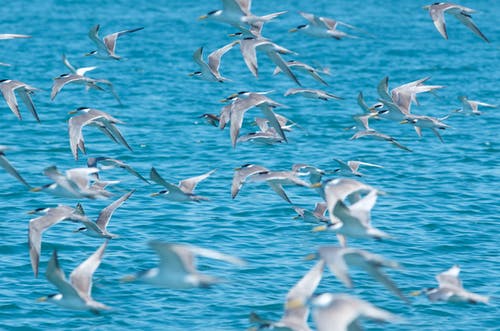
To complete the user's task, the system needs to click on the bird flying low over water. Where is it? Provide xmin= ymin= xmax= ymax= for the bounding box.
xmin=86 ymin=25 xmax=144 ymax=60
xmin=121 ymin=241 xmax=245 ymax=289
xmin=413 ymin=265 xmax=490 ymax=304
xmin=68 ymin=107 xmax=132 ymax=160
xmin=250 ymin=260 xmax=325 ymax=331
xmin=457 ymin=96 xmax=496 ymax=115
xmin=290 ymin=11 xmax=360 ymax=39
xmin=284 ymin=88 xmax=342 ymax=101
xmin=28 ymin=205 xmax=89 ymax=277
xmin=286 ymin=293 xmax=401 ymax=331
xmin=423 ymin=3 xmax=489 ymax=42
xmin=273 ymin=60 xmax=330 ymax=86
xmin=87 ymin=156 xmax=150 ymax=183
xmin=37 ymin=241 xmax=110 ymax=313
xmin=30 ymin=165 xmax=113 ymax=199
xmin=149 ymin=167 xmax=216 ymax=202
xmin=0 ymin=79 xmax=40 ymax=121
xmin=199 ymin=0 xmax=286 ymax=30
xmin=51 ymin=55 xmax=121 ymax=103
xmin=189 ymin=41 xmax=238 ymax=82
xmin=306 ymin=246 xmax=409 ymax=303
xmin=72 ymin=190 xmax=135 ymax=239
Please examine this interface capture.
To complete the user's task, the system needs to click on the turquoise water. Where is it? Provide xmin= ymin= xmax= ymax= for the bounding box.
xmin=0 ymin=0 xmax=498 ymax=330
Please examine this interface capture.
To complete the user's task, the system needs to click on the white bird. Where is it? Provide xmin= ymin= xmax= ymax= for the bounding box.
xmin=333 ymin=159 xmax=383 ymax=177
xmin=73 ymin=190 xmax=135 ymax=239
xmin=307 ymin=246 xmax=408 ymax=303
xmin=37 ymin=241 xmax=110 ymax=313
xmin=199 ymin=0 xmax=286 ymax=29
xmin=423 ymin=3 xmax=489 ymax=42
xmin=293 ymin=202 xmax=329 ymax=223
xmin=237 ymin=37 xmax=301 ymax=86
xmin=273 ymin=60 xmax=330 ymax=85
xmin=284 ymin=88 xmax=342 ymax=101
xmin=290 ymin=12 xmax=359 ymax=39
xmin=28 ymin=205 xmax=88 ymax=277
xmin=51 ymin=55 xmax=121 ymax=103
xmin=376 ymin=76 xmax=443 ymax=122
xmin=246 ymin=170 xmax=312 ymax=204
xmin=457 ymin=96 xmax=496 ymax=115
xmin=231 ymin=163 xmax=269 ymax=199
xmin=149 ymin=167 xmax=215 ymax=202
xmin=288 ymin=293 xmax=400 ymax=331
xmin=418 ymin=265 xmax=489 ymax=304
xmin=350 ymin=128 xmax=412 ymax=152
xmin=0 ymin=145 xmax=30 ymax=188
xmin=221 ymin=91 xmax=288 ymax=147
xmin=30 ymin=165 xmax=113 ymax=199
xmin=68 ymin=107 xmax=132 ymax=160
xmin=250 ymin=260 xmax=325 ymax=331
xmin=189 ymin=41 xmax=238 ymax=82
xmin=0 ymin=79 xmax=39 ymax=121
xmin=122 ymin=241 xmax=244 ymax=288
xmin=86 ymin=25 xmax=144 ymax=60
xmin=313 ymin=178 xmax=390 ymax=245
xmin=400 ymin=114 xmax=450 ymax=143
xmin=87 ymin=156 xmax=150 ymax=183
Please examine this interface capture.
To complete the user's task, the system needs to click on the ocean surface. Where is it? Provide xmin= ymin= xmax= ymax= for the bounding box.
xmin=0 ymin=0 xmax=498 ymax=330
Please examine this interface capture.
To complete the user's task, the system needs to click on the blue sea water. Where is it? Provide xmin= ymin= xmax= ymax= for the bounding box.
xmin=0 ymin=0 xmax=499 ymax=330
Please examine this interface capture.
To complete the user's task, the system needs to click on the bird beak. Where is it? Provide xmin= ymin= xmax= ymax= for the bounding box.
xmin=400 ymin=119 xmax=409 ymax=124
xmin=120 ymin=275 xmax=137 ymax=283
xmin=36 ymin=296 xmax=48 ymax=302
xmin=150 ymin=192 xmax=160 ymax=197
xmin=422 ymin=5 xmax=430 ymax=10
xmin=68 ymin=109 xmax=79 ymax=114
xmin=285 ymin=298 xmax=305 ymax=310
xmin=309 ymin=182 xmax=322 ymax=188
xmin=289 ymin=28 xmax=298 ymax=33
xmin=303 ymin=253 xmax=317 ymax=261
xmin=29 ymin=186 xmax=42 ymax=192
xmin=228 ymin=32 xmax=242 ymax=37
xmin=410 ymin=290 xmax=422 ymax=296
xmin=312 ymin=225 xmax=327 ymax=232
xmin=198 ymin=15 xmax=208 ymax=20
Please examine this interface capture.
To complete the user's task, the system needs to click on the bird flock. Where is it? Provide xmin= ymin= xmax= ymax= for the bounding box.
xmin=0 ymin=1 xmax=496 ymax=330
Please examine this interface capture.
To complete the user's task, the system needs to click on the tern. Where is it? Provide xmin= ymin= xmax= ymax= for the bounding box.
xmin=457 ymin=96 xmax=496 ymax=115
xmin=273 ymin=60 xmax=329 ymax=85
xmin=122 ymin=241 xmax=244 ymax=288
xmin=51 ymin=55 xmax=121 ymax=103
xmin=284 ymin=88 xmax=342 ymax=101
xmin=306 ymin=246 xmax=409 ymax=303
xmin=221 ymin=91 xmax=288 ymax=147
xmin=86 ymin=24 xmax=144 ymax=60
xmin=0 ymin=79 xmax=39 ymax=121
xmin=246 ymin=170 xmax=312 ymax=204
xmin=199 ymin=0 xmax=286 ymax=29
xmin=150 ymin=167 xmax=215 ymax=202
xmin=414 ymin=265 xmax=489 ymax=304
xmin=231 ymin=164 xmax=269 ymax=199
xmin=333 ymin=159 xmax=383 ymax=177
xmin=73 ymin=190 xmax=135 ymax=239
xmin=28 ymin=205 xmax=89 ymax=277
xmin=287 ymin=293 xmax=400 ymax=331
xmin=250 ymin=260 xmax=325 ymax=331
xmin=400 ymin=114 xmax=450 ymax=143
xmin=293 ymin=202 xmax=329 ymax=223
xmin=87 ymin=157 xmax=150 ymax=183
xmin=68 ymin=107 xmax=132 ymax=160
xmin=237 ymin=37 xmax=301 ymax=86
xmin=290 ymin=12 xmax=359 ymax=39
xmin=189 ymin=41 xmax=238 ymax=82
xmin=423 ymin=3 xmax=489 ymax=42
xmin=30 ymin=165 xmax=113 ymax=199
xmin=37 ymin=242 xmax=110 ymax=313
